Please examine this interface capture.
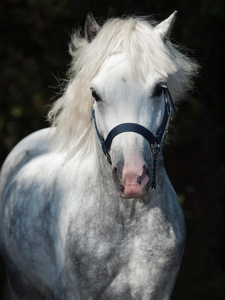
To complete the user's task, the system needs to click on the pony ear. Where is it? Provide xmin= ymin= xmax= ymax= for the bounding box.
xmin=154 ymin=11 xmax=177 ymax=41
xmin=84 ymin=12 xmax=100 ymax=42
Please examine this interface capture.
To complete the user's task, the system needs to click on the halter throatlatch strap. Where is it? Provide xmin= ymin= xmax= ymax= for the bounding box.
xmin=92 ymin=86 xmax=176 ymax=191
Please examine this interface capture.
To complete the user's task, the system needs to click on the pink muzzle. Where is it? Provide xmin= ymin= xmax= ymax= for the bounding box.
xmin=119 ymin=161 xmax=150 ymax=199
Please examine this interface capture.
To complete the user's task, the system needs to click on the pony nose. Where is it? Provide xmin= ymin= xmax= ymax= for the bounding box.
xmin=121 ymin=164 xmax=149 ymax=198
xmin=112 ymin=163 xmax=150 ymax=199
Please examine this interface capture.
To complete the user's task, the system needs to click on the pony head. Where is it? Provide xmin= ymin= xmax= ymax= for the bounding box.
xmin=48 ymin=12 xmax=199 ymax=198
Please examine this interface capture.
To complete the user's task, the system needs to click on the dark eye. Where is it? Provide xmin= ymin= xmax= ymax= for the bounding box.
xmin=92 ymin=90 xmax=102 ymax=102
xmin=153 ymin=84 xmax=164 ymax=98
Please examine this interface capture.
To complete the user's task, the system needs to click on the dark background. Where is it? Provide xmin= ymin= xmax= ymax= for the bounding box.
xmin=0 ymin=0 xmax=224 ymax=299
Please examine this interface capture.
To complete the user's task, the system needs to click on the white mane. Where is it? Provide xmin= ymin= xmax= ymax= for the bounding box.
xmin=48 ymin=16 xmax=198 ymax=156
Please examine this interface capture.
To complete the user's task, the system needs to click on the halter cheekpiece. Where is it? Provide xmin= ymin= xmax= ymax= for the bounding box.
xmin=92 ymin=85 xmax=176 ymax=193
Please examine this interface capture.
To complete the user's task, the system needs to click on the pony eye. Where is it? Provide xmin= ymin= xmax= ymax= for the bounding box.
xmin=92 ymin=90 xmax=102 ymax=102
xmin=153 ymin=84 xmax=164 ymax=98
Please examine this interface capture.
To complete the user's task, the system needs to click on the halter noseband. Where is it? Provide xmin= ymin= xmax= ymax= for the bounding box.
xmin=92 ymin=85 xmax=176 ymax=193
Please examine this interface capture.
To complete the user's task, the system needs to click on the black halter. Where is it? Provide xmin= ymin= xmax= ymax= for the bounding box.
xmin=92 ymin=86 xmax=176 ymax=192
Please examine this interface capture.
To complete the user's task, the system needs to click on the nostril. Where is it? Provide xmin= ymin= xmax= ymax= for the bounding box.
xmin=136 ymin=165 xmax=148 ymax=185
xmin=113 ymin=166 xmax=117 ymax=174
xmin=143 ymin=164 xmax=149 ymax=177
xmin=137 ymin=175 xmax=142 ymax=184
xmin=112 ymin=166 xmax=124 ymax=193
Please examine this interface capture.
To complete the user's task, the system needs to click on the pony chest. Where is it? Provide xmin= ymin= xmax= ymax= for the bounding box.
xmin=64 ymin=214 xmax=129 ymax=294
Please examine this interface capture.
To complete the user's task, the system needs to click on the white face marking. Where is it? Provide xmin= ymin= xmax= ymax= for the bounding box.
xmin=90 ymin=53 xmax=166 ymax=142
xmin=91 ymin=52 xmax=167 ymax=190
